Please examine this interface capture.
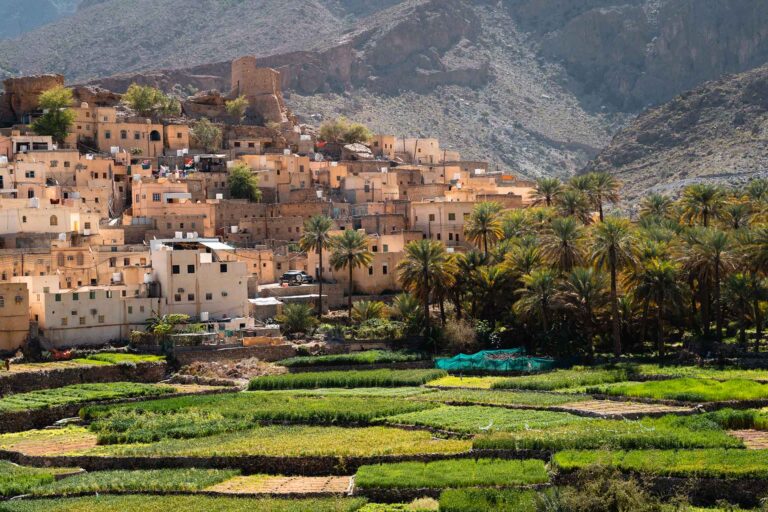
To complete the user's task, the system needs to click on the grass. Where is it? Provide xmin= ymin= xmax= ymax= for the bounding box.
xmin=30 ymin=469 xmax=238 ymax=496
xmin=0 ymin=383 xmax=176 ymax=414
xmin=492 ymin=368 xmax=633 ymax=391
xmin=589 ymin=378 xmax=768 ymax=402
xmin=83 ymin=391 xmax=439 ymax=444
xmin=355 ymin=459 xmax=548 ymax=489
xmin=380 ymin=406 xmax=587 ymax=434
xmin=248 ymin=369 xmax=446 ymax=390
xmin=474 ymin=414 xmax=743 ymax=451
xmin=277 ymin=350 xmax=424 ymax=368
xmin=633 ymin=364 xmax=768 ymax=382
xmin=286 ymin=387 xmax=434 ymax=398
xmin=0 ymin=461 xmax=60 ymax=496
xmin=553 ymin=449 xmax=768 ymax=479
xmin=358 ymin=499 xmax=439 ymax=511
xmin=439 ymin=489 xmax=538 ymax=512
xmin=0 ymin=496 xmax=366 ymax=512
xmin=412 ymin=388 xmax=588 ymax=407
xmin=72 ymin=353 xmax=165 ymax=365
xmin=426 ymin=376 xmax=508 ymax=389
xmin=82 ymin=425 xmax=471 ymax=458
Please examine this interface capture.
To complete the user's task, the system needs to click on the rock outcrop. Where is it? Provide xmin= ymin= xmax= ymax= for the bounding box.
xmin=0 ymin=74 xmax=64 ymax=124
xmin=586 ymin=65 xmax=768 ymax=203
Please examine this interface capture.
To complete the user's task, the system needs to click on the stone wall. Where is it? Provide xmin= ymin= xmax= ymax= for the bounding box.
xmin=173 ymin=345 xmax=296 ymax=366
xmin=0 ymin=361 xmax=166 ymax=396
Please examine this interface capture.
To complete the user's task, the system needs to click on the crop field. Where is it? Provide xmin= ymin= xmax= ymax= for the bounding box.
xmin=589 ymin=378 xmax=768 ymax=402
xmin=0 ymin=383 xmax=176 ymax=414
xmin=277 ymin=351 xmax=424 ymax=368
xmin=249 ymin=369 xmax=447 ymax=390
xmin=5 ymin=363 xmax=768 ymax=510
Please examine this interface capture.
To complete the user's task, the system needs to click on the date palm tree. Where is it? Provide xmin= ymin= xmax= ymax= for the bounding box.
xmin=588 ymin=172 xmax=621 ymax=222
xmin=464 ymin=201 xmax=504 ymax=256
xmin=720 ymin=201 xmax=753 ymax=230
xmin=724 ymin=273 xmax=760 ymax=349
xmin=640 ymin=258 xmax=683 ymax=359
xmin=514 ymin=268 xmax=559 ymax=339
xmin=680 ymin=184 xmax=725 ymax=227
xmin=299 ymin=215 xmax=334 ymax=315
xmin=531 ymin=177 xmax=563 ymax=207
xmin=590 ymin=217 xmax=637 ymax=357
xmin=330 ymin=229 xmax=373 ymax=318
xmin=541 ymin=216 xmax=584 ymax=273
xmin=397 ymin=239 xmax=456 ymax=331
xmin=556 ymin=189 xmax=592 ymax=224
xmin=556 ymin=267 xmax=609 ymax=361
xmin=639 ymin=193 xmax=673 ymax=220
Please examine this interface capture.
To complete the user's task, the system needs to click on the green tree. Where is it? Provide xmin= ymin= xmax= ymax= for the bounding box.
xmin=556 ymin=267 xmax=609 ymax=361
xmin=31 ymin=86 xmax=75 ymax=144
xmin=319 ymin=117 xmax=372 ymax=144
xmin=531 ymin=177 xmax=563 ymax=207
xmin=299 ymin=215 xmax=334 ymax=315
xmin=514 ymin=268 xmax=559 ymax=336
xmin=639 ymin=193 xmax=673 ymax=220
xmin=724 ymin=272 xmax=761 ymax=348
xmin=556 ymin=188 xmax=592 ymax=224
xmin=225 ymin=95 xmax=249 ymax=123
xmin=641 ymin=258 xmax=683 ymax=359
xmin=191 ymin=118 xmax=223 ymax=152
xmin=391 ymin=293 xmax=423 ymax=335
xmin=587 ymin=172 xmax=621 ymax=222
xmin=720 ymin=201 xmax=753 ymax=230
xmin=330 ymin=230 xmax=374 ymax=318
xmin=541 ymin=216 xmax=584 ymax=273
xmin=122 ymin=83 xmax=177 ymax=118
xmin=351 ymin=301 xmax=388 ymax=322
xmin=464 ymin=201 xmax=504 ymax=256
xmin=227 ymin=162 xmax=261 ymax=202
xmin=397 ymin=239 xmax=457 ymax=332
xmin=277 ymin=303 xmax=318 ymax=335
xmin=680 ymin=183 xmax=725 ymax=227
xmin=590 ymin=217 xmax=637 ymax=357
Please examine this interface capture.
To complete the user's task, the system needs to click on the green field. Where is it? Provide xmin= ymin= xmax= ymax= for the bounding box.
xmin=277 ymin=351 xmax=424 ymax=368
xmin=0 ymin=383 xmax=176 ymax=414
xmin=438 ymin=489 xmax=538 ymax=512
xmin=412 ymin=388 xmax=587 ymax=407
xmin=249 ymin=369 xmax=447 ymax=390
xmin=0 ymin=461 xmax=61 ymax=497
xmin=553 ymin=449 xmax=768 ymax=479
xmin=589 ymin=378 xmax=768 ymax=402
xmin=492 ymin=368 xmax=633 ymax=391
xmin=355 ymin=459 xmax=548 ymax=489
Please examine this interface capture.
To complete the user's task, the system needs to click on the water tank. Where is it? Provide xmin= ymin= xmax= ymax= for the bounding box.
xmin=186 ymin=232 xmax=195 ymax=239
xmin=230 ymin=226 xmax=239 ymax=234
xmin=112 ymin=272 xmax=122 ymax=283
xmin=200 ymin=312 xmax=209 ymax=322
xmin=28 ymin=197 xmax=40 ymax=208
xmin=216 ymin=193 xmax=224 ymax=200
xmin=175 ymin=231 xmax=183 ymax=239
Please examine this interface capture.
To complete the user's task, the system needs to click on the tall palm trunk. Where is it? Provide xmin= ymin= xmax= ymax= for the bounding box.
xmin=609 ymin=248 xmax=621 ymax=357
xmin=483 ymin=233 xmax=489 ymax=257
xmin=317 ymin=246 xmax=324 ymax=316
xmin=347 ymin=264 xmax=353 ymax=319
xmin=422 ymin=268 xmax=431 ymax=331
xmin=702 ymin=280 xmax=711 ymax=337
xmin=585 ymin=305 xmax=595 ymax=363
xmin=657 ymin=289 xmax=665 ymax=361
xmin=714 ymin=258 xmax=723 ymax=341
xmin=688 ymin=275 xmax=699 ymax=334
xmin=640 ymin=296 xmax=650 ymax=350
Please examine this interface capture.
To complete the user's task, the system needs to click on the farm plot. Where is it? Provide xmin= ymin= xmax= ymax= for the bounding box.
xmin=354 ymin=459 xmax=549 ymax=489
xmin=491 ymin=368 xmax=634 ymax=391
xmin=380 ymin=406 xmax=588 ymax=434
xmin=0 ymin=461 xmax=80 ymax=497
xmin=412 ymin=388 xmax=588 ymax=408
xmin=277 ymin=351 xmax=424 ymax=368
xmin=249 ymin=370 xmax=446 ymax=390
xmin=207 ymin=475 xmax=352 ymax=495
xmin=473 ymin=414 xmax=743 ymax=451
xmin=589 ymin=378 xmax=768 ymax=403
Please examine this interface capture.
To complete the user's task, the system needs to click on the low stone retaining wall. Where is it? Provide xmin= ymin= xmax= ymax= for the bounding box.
xmin=1 ymin=449 xmax=550 ymax=477
xmin=0 ymin=387 xmax=238 ymax=434
xmin=173 ymin=345 xmax=296 ymax=366
xmin=555 ymin=471 xmax=768 ymax=508
xmin=356 ymin=483 xmax=551 ymax=504
xmin=286 ymin=361 xmax=432 ymax=373
xmin=0 ymin=362 xmax=167 ymax=396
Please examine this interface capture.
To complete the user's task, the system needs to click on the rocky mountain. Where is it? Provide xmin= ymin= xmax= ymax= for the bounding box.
xmin=0 ymin=0 xmax=80 ymax=39
xmin=2 ymin=0 xmax=768 ymax=182
xmin=587 ymin=64 xmax=768 ymax=205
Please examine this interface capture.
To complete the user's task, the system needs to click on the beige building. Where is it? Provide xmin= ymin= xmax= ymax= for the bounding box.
xmin=0 ymin=282 xmax=29 ymax=352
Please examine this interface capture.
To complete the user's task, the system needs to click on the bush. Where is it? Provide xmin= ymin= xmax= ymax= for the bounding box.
xmin=439 ymin=489 xmax=538 ymax=512
xmin=352 ymin=301 xmax=388 ymax=322
xmin=354 ymin=319 xmax=406 ymax=341
xmin=248 ymin=369 xmax=447 ymax=390
xmin=277 ymin=303 xmax=318 ymax=335
xmin=442 ymin=319 xmax=479 ymax=355
xmin=355 ymin=458 xmax=548 ymax=489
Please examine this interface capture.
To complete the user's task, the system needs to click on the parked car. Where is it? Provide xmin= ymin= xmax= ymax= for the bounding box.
xmin=279 ymin=270 xmax=314 ymax=285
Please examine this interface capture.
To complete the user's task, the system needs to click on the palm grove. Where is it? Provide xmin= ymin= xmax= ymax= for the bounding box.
xmin=295 ymin=173 xmax=768 ymax=360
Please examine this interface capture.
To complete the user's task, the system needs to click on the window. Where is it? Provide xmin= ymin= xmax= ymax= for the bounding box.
xmin=429 ymin=214 xmax=436 ymax=222
xmin=104 ymin=130 xmax=111 ymax=140
xmin=368 ymin=267 xmax=373 ymax=275
xmin=220 ymin=264 xmax=228 ymax=273
xmin=63 ymin=161 xmax=70 ymax=168
xmin=172 ymin=265 xmax=180 ymax=274
xmin=61 ymin=317 xmax=68 ymax=326
xmin=152 ymin=193 xmax=161 ymax=202
xmin=77 ymin=253 xmax=84 ymax=265
xmin=84 ymin=222 xmax=91 ymax=229
xmin=106 ymin=291 xmax=113 ymax=298
xmin=79 ymin=317 xmax=86 ymax=325
xmin=187 ymin=293 xmax=195 ymax=301
xmin=49 ymin=215 xmax=58 ymax=226
xmin=120 ymin=130 xmax=127 ymax=140
xmin=140 ymin=305 xmax=145 ymax=313
xmin=448 ymin=213 xmax=456 ymax=221
xmin=22 ymin=216 xmax=27 ymax=223
xmin=206 ymin=292 xmax=213 ymax=301
xmin=89 ymin=291 xmax=96 ymax=299
xmin=27 ymin=190 xmax=34 ymax=198
xmin=109 ymin=257 xmax=116 ymax=267
xmin=234 ymin=142 xmax=241 ymax=148
xmin=0 ymin=296 xmax=4 ymax=308
xmin=174 ymin=294 xmax=181 ymax=302
xmin=72 ymin=293 xmax=79 ymax=301
xmin=124 ymin=258 xmax=130 ymax=266
xmin=187 ymin=264 xmax=195 ymax=274
xmin=383 ymin=244 xmax=389 ymax=253
xmin=383 ymin=265 xmax=388 ymax=275
xmin=55 ymin=293 xmax=61 ymax=302
xmin=372 ymin=245 xmax=378 ymax=253
xmin=128 ymin=306 xmax=133 ymax=314
xmin=98 ymin=315 xmax=105 ymax=324
xmin=221 ymin=291 xmax=228 ymax=297
xmin=25 ymin=170 xmax=35 ymax=178
xmin=134 ymin=132 xmax=141 ymax=140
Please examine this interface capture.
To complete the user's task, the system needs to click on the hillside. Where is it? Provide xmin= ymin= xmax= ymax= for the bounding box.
xmin=587 ymin=64 xmax=768 ymax=205
xmin=2 ymin=0 xmax=768 ymax=180
xmin=0 ymin=0 xmax=80 ymax=39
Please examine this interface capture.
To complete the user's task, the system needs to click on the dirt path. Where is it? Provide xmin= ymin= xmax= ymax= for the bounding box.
xmin=207 ymin=475 xmax=352 ymax=495
xmin=729 ymin=430 xmax=768 ymax=449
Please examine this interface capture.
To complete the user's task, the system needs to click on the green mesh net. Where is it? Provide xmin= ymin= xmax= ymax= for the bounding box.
xmin=435 ymin=349 xmax=556 ymax=373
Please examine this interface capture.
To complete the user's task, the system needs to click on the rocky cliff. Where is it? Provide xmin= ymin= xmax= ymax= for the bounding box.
xmin=587 ymin=65 xmax=768 ymax=204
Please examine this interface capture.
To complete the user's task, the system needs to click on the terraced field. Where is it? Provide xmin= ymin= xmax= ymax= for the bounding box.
xmin=2 ymin=363 xmax=768 ymax=510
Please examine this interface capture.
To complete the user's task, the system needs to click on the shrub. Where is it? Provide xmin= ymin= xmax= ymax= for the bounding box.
xmin=354 ymin=319 xmax=406 ymax=341
xmin=355 ymin=459 xmax=548 ymax=489
xmin=277 ymin=350 xmax=424 ymax=368
xmin=352 ymin=301 xmax=388 ymax=322
xmin=248 ymin=369 xmax=447 ymax=390
xmin=277 ymin=303 xmax=318 ymax=335
xmin=442 ymin=319 xmax=479 ymax=355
